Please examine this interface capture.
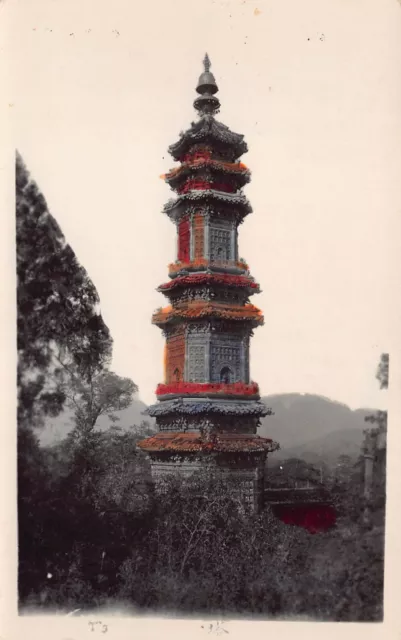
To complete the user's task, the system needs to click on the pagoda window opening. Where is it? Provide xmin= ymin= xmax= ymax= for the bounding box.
xmin=220 ymin=366 xmax=234 ymax=384
xmin=173 ymin=368 xmax=181 ymax=382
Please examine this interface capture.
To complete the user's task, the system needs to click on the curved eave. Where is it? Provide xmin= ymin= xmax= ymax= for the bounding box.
xmin=152 ymin=305 xmax=264 ymax=329
xmin=164 ymin=162 xmax=251 ymax=190
xmin=163 ymin=190 xmax=252 ymax=217
xmin=144 ymin=398 xmax=272 ymax=418
xmin=265 ymin=488 xmax=334 ymax=507
xmin=137 ymin=432 xmax=278 ymax=454
xmin=168 ymin=262 xmax=250 ymax=278
xmin=153 ymin=318 xmax=264 ymax=330
xmin=157 ymin=273 xmax=260 ymax=295
xmin=168 ymin=116 xmax=248 ymax=161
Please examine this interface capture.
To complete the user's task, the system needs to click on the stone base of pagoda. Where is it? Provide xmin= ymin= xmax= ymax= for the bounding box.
xmin=137 ymin=432 xmax=276 ymax=513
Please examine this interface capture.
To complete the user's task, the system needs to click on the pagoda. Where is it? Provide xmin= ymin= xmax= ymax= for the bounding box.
xmin=138 ymin=55 xmax=278 ymax=511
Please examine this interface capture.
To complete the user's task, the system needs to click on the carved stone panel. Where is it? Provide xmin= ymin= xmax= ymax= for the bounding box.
xmin=178 ymin=216 xmax=190 ymax=262
xmin=165 ymin=327 xmax=186 ymax=383
xmin=186 ymin=333 xmax=208 ymax=382
xmin=193 ymin=212 xmax=204 ymax=259
xmin=210 ymin=333 xmax=242 ymax=383
xmin=209 ymin=220 xmax=232 ymax=262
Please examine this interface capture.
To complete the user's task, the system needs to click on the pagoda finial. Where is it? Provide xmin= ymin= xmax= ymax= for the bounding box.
xmin=203 ymin=53 xmax=211 ymax=73
xmin=194 ymin=53 xmax=220 ymax=116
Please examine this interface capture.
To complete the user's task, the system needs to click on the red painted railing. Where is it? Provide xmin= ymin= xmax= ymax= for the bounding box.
xmin=156 ymin=381 xmax=260 ymax=397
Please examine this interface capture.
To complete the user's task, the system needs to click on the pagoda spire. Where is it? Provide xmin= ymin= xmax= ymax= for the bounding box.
xmin=194 ymin=53 xmax=220 ymax=116
xmin=203 ymin=52 xmax=211 ymax=73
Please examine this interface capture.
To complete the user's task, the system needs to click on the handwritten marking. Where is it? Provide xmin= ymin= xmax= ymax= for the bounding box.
xmin=254 ymin=8 xmax=261 ymax=15
xmin=89 ymin=621 xmax=108 ymax=634
xmin=201 ymin=621 xmax=229 ymax=635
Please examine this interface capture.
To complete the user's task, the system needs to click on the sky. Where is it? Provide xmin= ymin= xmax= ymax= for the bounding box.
xmin=3 ymin=0 xmax=401 ymax=409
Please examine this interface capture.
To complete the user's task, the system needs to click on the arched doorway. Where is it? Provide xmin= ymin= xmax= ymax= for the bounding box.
xmin=220 ymin=366 xmax=233 ymax=384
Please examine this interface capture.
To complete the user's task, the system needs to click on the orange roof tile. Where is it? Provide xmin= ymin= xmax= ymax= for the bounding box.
xmin=137 ymin=432 xmax=276 ymax=454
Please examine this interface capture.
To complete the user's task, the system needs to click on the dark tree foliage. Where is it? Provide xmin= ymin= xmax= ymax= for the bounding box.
xmin=16 ymin=152 xmax=113 ymax=606
xmin=376 ymin=353 xmax=389 ymax=390
xmin=16 ymin=151 xmax=112 ymax=432
xmin=266 ymin=458 xmax=323 ymax=487
xmin=20 ymin=457 xmax=384 ymax=621
xmin=365 ymin=353 xmax=389 ymax=432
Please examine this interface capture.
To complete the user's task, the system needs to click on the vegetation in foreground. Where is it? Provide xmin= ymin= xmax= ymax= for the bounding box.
xmin=16 ymin=154 xmax=385 ymax=621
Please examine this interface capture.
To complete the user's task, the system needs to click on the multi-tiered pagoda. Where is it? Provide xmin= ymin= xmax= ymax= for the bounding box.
xmin=138 ymin=55 xmax=278 ymax=511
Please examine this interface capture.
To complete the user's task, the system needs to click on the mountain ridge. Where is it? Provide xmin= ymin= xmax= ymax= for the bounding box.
xmin=38 ymin=392 xmax=379 ymax=464
xmin=259 ymin=393 xmax=375 ymax=461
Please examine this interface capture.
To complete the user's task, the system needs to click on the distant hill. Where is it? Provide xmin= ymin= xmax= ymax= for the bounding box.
xmin=37 ymin=394 xmax=154 ymax=447
xmin=277 ymin=428 xmax=366 ymax=465
xmin=37 ymin=391 xmax=378 ymax=466
xmin=259 ymin=393 xmax=376 ymax=464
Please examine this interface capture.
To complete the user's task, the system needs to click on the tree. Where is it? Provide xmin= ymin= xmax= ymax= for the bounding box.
xmin=16 ymin=151 xmax=112 ymax=432
xmin=267 ymin=458 xmax=322 ymax=488
xmin=365 ymin=353 xmax=389 ymax=432
xmin=57 ymin=370 xmax=137 ymax=503
xmin=16 ymin=153 xmax=113 ymax=604
xmin=63 ymin=370 xmax=137 ymax=439
xmin=376 ymin=353 xmax=389 ymax=390
xmin=117 ymin=469 xmax=312 ymax=615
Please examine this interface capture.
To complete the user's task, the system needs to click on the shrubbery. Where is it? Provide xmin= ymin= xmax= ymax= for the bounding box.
xmin=19 ymin=441 xmax=385 ymax=621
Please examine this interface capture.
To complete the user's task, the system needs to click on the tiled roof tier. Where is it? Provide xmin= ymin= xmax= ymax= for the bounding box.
xmin=163 ymin=189 xmax=252 ymax=219
xmin=137 ymin=432 xmax=278 ymax=454
xmin=158 ymin=273 xmax=259 ymax=294
xmin=163 ymin=159 xmax=250 ymax=189
xmin=168 ymin=258 xmax=249 ymax=277
xmin=152 ymin=301 xmax=264 ymax=328
xmin=145 ymin=397 xmax=272 ymax=418
xmin=156 ymin=381 xmax=260 ymax=399
xmin=264 ymin=487 xmax=333 ymax=507
xmin=168 ymin=115 xmax=248 ymax=161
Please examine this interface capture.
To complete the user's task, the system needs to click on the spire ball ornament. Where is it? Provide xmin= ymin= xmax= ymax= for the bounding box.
xmin=194 ymin=53 xmax=220 ymax=115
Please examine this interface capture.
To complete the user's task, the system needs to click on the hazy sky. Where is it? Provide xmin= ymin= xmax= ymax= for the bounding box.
xmin=5 ymin=0 xmax=401 ymax=409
